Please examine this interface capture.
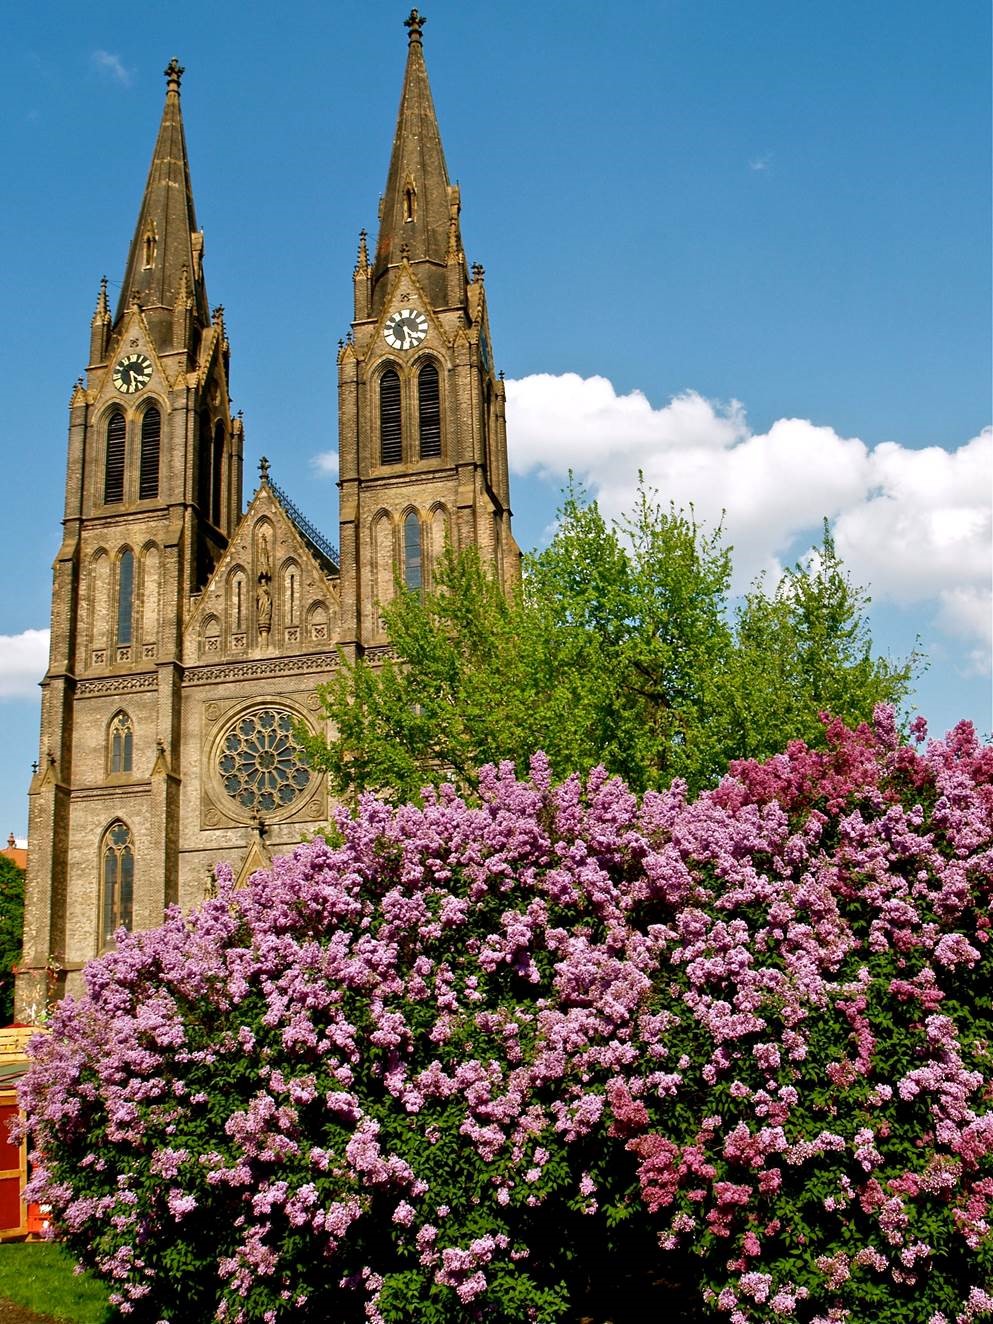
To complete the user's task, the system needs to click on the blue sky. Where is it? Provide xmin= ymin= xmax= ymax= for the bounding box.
xmin=0 ymin=1 xmax=990 ymax=838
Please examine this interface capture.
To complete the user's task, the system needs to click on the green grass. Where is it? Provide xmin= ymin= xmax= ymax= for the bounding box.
xmin=0 ymin=1243 xmax=111 ymax=1322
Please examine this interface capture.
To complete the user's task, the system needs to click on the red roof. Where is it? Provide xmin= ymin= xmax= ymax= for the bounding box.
xmin=1 ymin=835 xmax=26 ymax=871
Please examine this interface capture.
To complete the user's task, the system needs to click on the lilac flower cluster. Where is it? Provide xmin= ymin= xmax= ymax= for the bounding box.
xmin=18 ymin=709 xmax=993 ymax=1322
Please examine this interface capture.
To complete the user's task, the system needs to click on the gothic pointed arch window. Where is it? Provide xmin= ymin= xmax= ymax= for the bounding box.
xmin=101 ymin=820 xmax=134 ymax=947
xmin=379 ymin=367 xmax=402 ymax=464
xmin=140 ymin=543 xmax=160 ymax=648
xmin=403 ymin=183 xmax=417 ymax=223
xmin=117 ymin=548 xmax=135 ymax=647
xmin=138 ymin=406 xmax=161 ymax=500
xmin=403 ymin=511 xmax=422 ymax=590
xmin=108 ymin=711 xmax=134 ymax=774
xmin=283 ymin=559 xmax=301 ymax=630
xmin=418 ymin=362 xmax=441 ymax=458
xmin=373 ymin=511 xmax=395 ymax=616
xmin=104 ymin=410 xmax=126 ymax=503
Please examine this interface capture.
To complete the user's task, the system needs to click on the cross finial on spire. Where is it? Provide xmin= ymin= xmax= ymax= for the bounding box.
xmin=404 ymin=9 xmax=426 ymax=44
xmin=164 ymin=57 xmax=184 ymax=93
xmin=258 ymin=455 xmax=270 ymax=484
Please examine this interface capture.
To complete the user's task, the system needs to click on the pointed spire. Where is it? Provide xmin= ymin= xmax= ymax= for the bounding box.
xmin=353 ymin=229 xmax=372 ymax=320
xmin=373 ymin=10 xmax=456 ymax=311
xmin=89 ymin=276 xmax=111 ymax=363
xmin=115 ymin=57 xmax=209 ymax=349
xmin=93 ymin=275 xmax=109 ymax=319
xmin=355 ymin=228 xmax=369 ymax=274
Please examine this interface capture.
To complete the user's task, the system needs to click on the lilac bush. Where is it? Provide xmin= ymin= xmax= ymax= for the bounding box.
xmin=18 ymin=710 xmax=993 ymax=1322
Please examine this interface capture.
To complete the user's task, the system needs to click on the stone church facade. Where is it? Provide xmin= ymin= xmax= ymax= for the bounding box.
xmin=16 ymin=12 xmax=519 ymax=1018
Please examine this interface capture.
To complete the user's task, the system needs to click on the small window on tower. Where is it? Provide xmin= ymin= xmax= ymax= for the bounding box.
xmin=403 ymin=512 xmax=422 ymax=590
xmin=101 ymin=820 xmax=134 ymax=947
xmin=117 ymin=549 xmax=134 ymax=647
xmin=404 ymin=184 xmax=417 ymax=222
xmin=142 ymin=227 xmax=157 ymax=269
xmin=108 ymin=711 xmax=134 ymax=775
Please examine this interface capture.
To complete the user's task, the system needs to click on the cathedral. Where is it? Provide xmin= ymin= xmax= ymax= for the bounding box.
xmin=16 ymin=11 xmax=519 ymax=1018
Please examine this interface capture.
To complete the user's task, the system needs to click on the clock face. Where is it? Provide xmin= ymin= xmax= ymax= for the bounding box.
xmin=384 ymin=308 xmax=428 ymax=351
xmin=113 ymin=353 xmax=153 ymax=394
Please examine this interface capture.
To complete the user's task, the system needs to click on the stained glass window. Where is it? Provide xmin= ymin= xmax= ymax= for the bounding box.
xmin=101 ymin=821 xmax=134 ymax=946
xmin=217 ymin=708 xmax=311 ymax=816
xmin=109 ymin=711 xmax=133 ymax=774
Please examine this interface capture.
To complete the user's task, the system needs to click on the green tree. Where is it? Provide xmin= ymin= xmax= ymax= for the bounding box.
xmin=304 ymin=487 xmax=917 ymax=802
xmin=0 ymin=854 xmax=25 ymax=1024
xmin=727 ymin=522 xmax=923 ymax=763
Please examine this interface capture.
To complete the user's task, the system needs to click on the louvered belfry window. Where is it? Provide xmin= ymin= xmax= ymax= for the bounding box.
xmin=418 ymin=362 xmax=441 ymax=458
xmin=380 ymin=368 xmax=402 ymax=464
xmin=104 ymin=411 xmax=126 ymax=503
xmin=139 ymin=407 xmax=160 ymax=500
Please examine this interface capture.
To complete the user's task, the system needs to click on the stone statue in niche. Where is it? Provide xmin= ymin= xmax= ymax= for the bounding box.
xmin=256 ymin=534 xmax=273 ymax=644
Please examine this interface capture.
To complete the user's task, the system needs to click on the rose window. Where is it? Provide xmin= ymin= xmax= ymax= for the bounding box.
xmin=217 ymin=708 xmax=311 ymax=815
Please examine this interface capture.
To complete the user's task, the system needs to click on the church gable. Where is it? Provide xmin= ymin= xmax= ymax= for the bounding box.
xmin=184 ymin=474 xmax=339 ymax=665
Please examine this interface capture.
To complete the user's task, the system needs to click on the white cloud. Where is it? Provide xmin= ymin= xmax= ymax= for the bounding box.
xmin=91 ymin=50 xmax=133 ymax=87
xmin=505 ymin=373 xmax=992 ymax=662
xmin=749 ymin=152 xmax=773 ymax=173
xmin=311 ymin=450 xmax=339 ymax=479
xmin=0 ymin=629 xmax=49 ymax=699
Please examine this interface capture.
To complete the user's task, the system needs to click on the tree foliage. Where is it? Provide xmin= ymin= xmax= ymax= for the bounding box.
xmin=19 ymin=713 xmax=993 ymax=1323
xmin=304 ymin=488 xmax=917 ymax=803
xmin=0 ymin=854 xmax=25 ymax=1024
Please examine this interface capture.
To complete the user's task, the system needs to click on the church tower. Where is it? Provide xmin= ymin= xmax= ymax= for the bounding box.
xmin=16 ymin=15 xmax=522 ymax=1021
xmin=337 ymin=9 xmax=520 ymax=655
xmin=18 ymin=60 xmax=239 ymax=1015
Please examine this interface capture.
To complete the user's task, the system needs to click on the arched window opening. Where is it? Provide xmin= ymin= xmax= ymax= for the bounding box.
xmin=117 ymin=549 xmax=134 ymax=646
xmin=403 ymin=181 xmax=417 ymax=222
xmin=104 ymin=411 xmax=126 ymax=503
xmin=141 ymin=545 xmax=160 ymax=647
xmin=379 ymin=369 xmax=402 ymax=464
xmin=211 ymin=421 xmax=225 ymax=526
xmin=139 ymin=407 xmax=160 ymax=500
xmin=109 ymin=711 xmax=134 ymax=774
xmin=374 ymin=515 xmax=394 ymax=617
xmin=418 ymin=362 xmax=441 ymax=458
xmin=230 ymin=570 xmax=246 ymax=634
xmin=197 ymin=410 xmax=212 ymax=514
xmin=285 ymin=565 xmax=299 ymax=626
xmin=101 ymin=821 xmax=134 ymax=947
xmin=403 ymin=512 xmax=422 ymax=590
xmin=142 ymin=227 xmax=157 ymax=269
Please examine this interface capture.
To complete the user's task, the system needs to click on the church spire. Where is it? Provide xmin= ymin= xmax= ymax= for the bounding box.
xmin=372 ymin=10 xmax=460 ymax=311
xmin=115 ymin=57 xmax=209 ymax=350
